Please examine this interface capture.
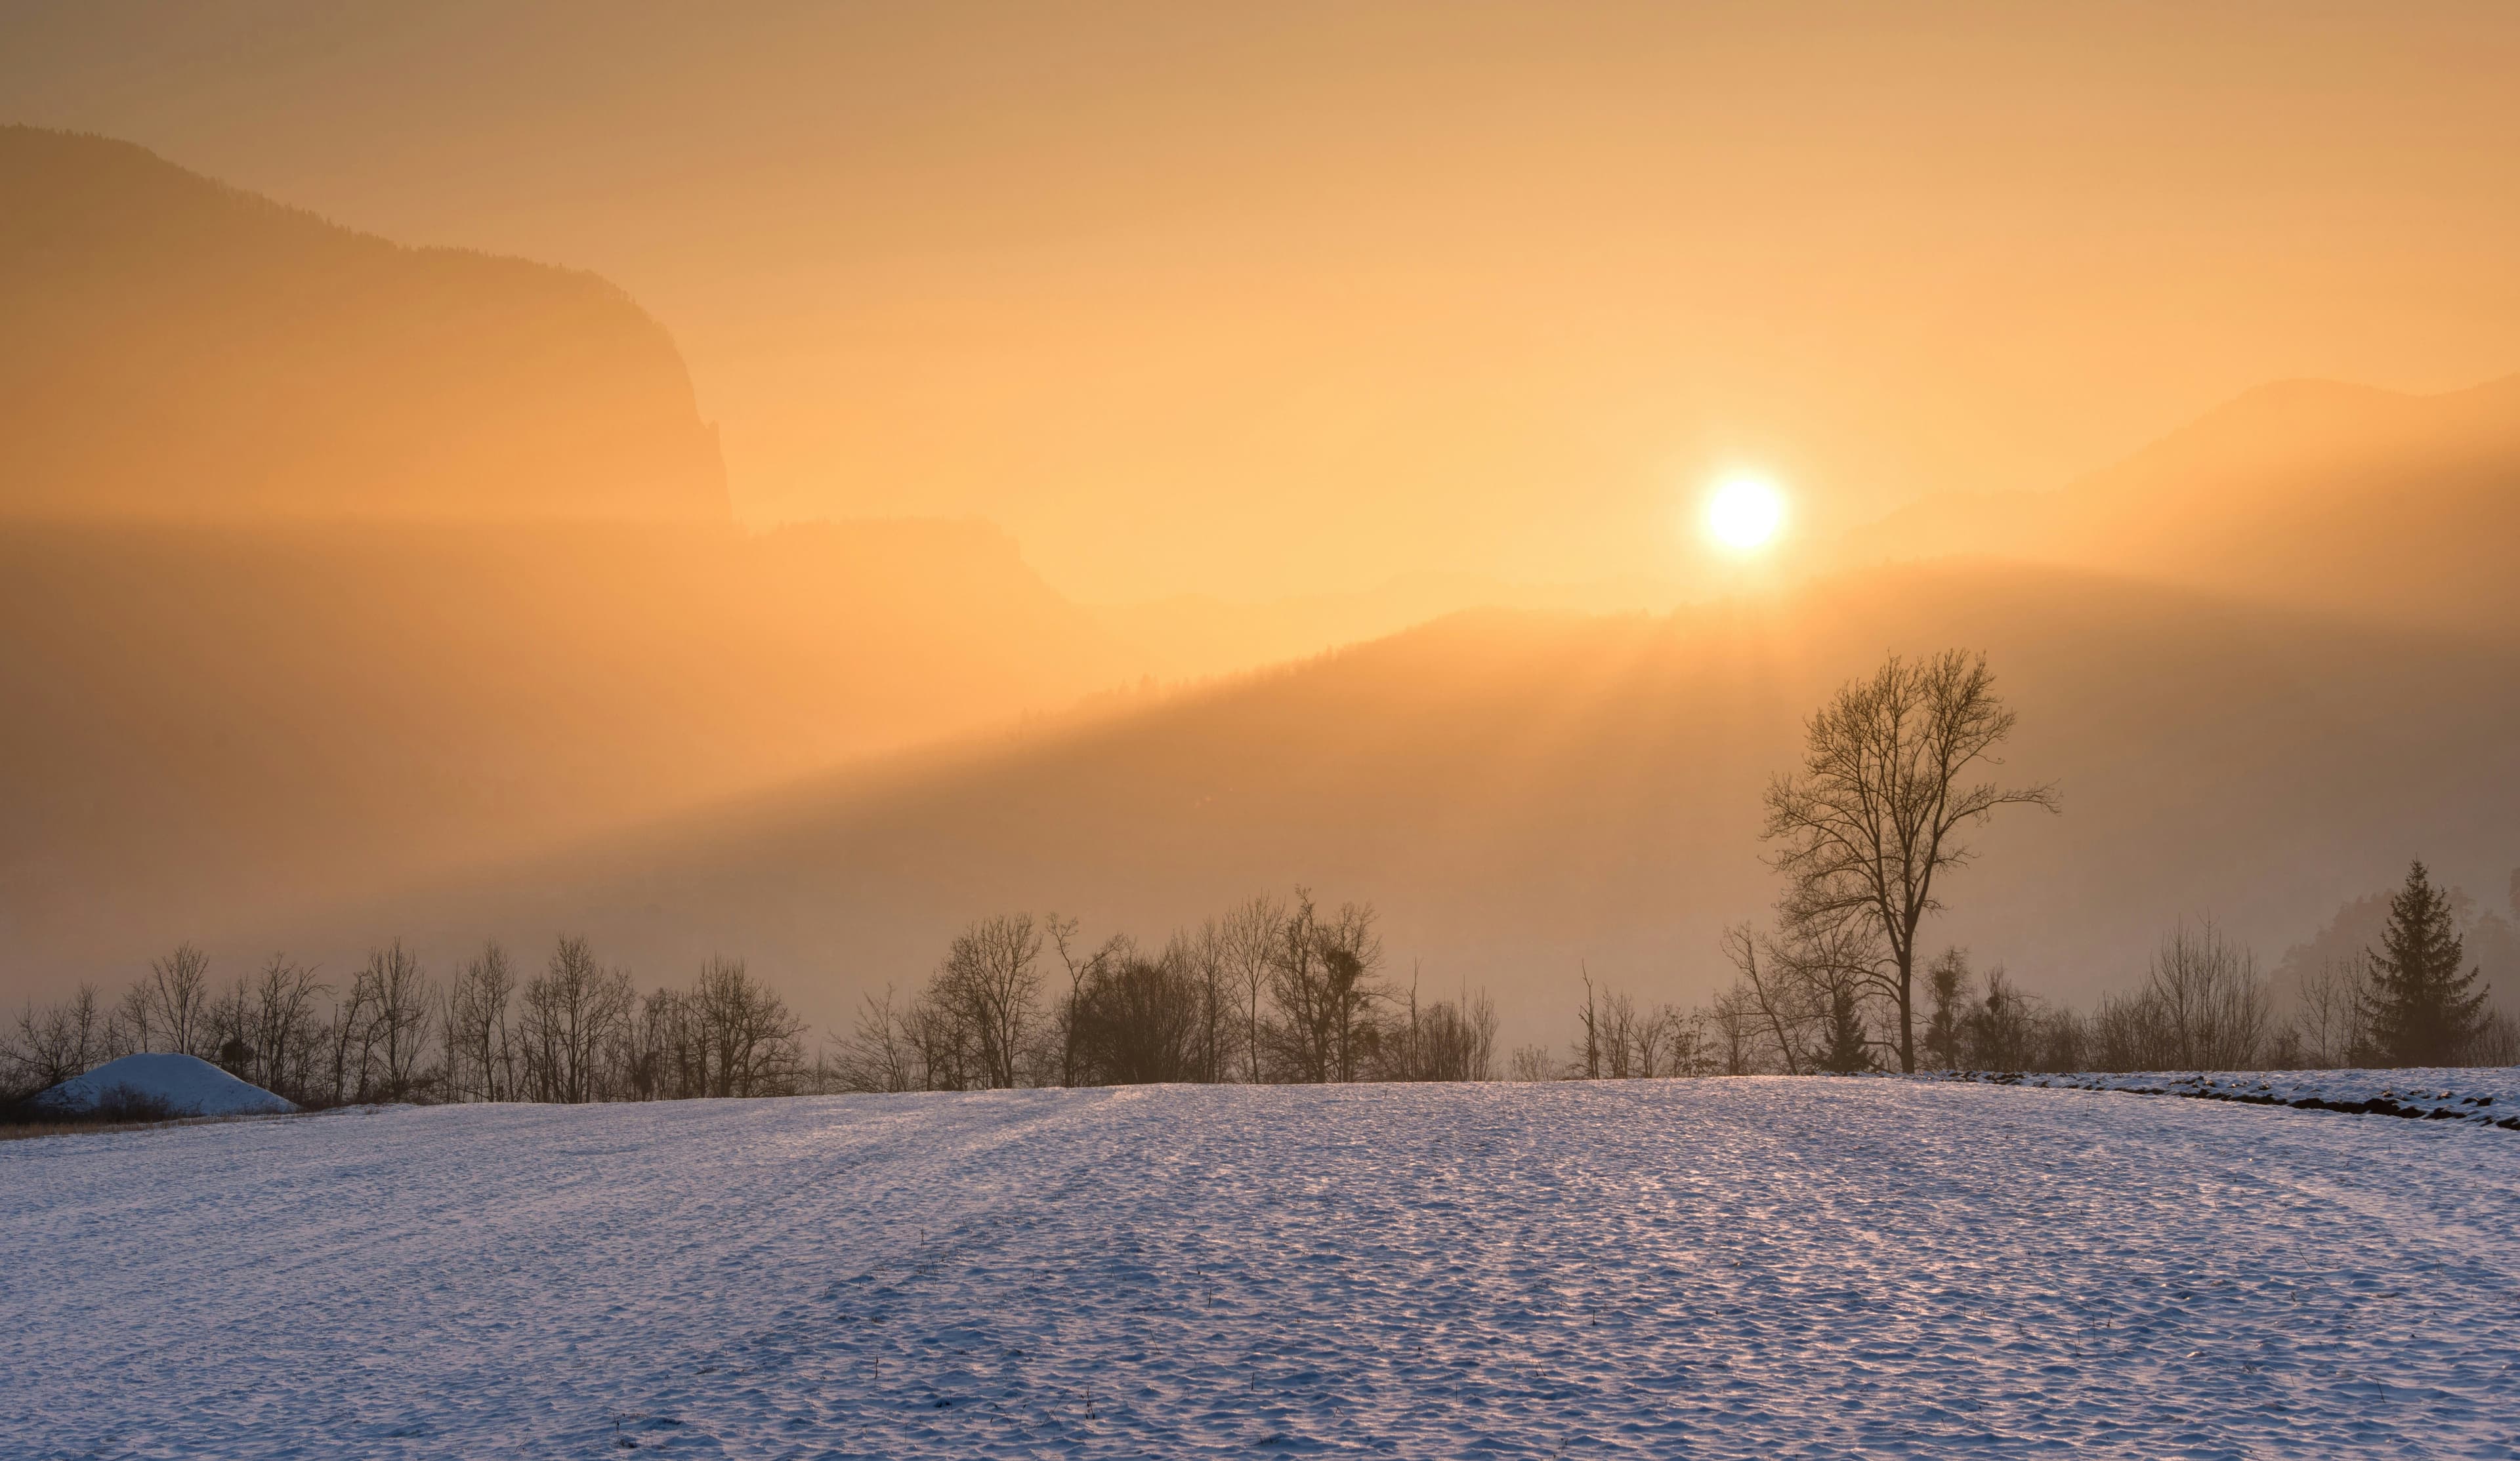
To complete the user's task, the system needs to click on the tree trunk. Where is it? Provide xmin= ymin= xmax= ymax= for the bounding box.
xmin=1895 ymin=947 xmax=1916 ymax=1073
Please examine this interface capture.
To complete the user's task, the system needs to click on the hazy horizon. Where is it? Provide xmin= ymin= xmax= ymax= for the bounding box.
xmin=10 ymin=2 xmax=2520 ymax=603
xmin=6 ymin=4 xmax=2520 ymax=1056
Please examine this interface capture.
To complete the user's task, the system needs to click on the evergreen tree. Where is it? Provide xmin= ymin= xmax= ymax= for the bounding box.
xmin=1816 ymin=981 xmax=1872 ymax=1074
xmin=2361 ymin=861 xmax=2489 ymax=1066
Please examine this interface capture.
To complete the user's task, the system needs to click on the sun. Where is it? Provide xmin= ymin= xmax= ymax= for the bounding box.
xmin=1703 ymin=474 xmax=1788 ymax=554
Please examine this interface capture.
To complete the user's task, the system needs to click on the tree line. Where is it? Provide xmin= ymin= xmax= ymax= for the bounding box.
xmin=3 ymin=888 xmax=1504 ymax=1113
xmin=830 ymin=890 xmax=1499 ymax=1091
xmin=12 ymin=647 xmax=2509 ymax=1111
xmin=1540 ymin=869 xmax=2513 ymax=1081
xmin=2 ymin=937 xmax=810 ymax=1111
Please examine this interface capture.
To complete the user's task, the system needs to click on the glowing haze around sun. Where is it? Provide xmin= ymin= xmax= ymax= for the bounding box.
xmin=1703 ymin=474 xmax=1788 ymax=554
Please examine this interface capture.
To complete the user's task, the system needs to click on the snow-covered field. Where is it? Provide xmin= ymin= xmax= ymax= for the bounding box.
xmin=5 ymin=1079 xmax=2517 ymax=1458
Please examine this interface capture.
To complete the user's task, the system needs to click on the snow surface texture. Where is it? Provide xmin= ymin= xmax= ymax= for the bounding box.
xmin=5 ymin=1079 xmax=2517 ymax=1458
xmin=1944 ymin=1067 xmax=2520 ymax=1128
xmin=35 ymin=1052 xmax=297 ymax=1116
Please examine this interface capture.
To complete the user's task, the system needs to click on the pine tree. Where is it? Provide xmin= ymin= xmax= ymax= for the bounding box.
xmin=1816 ymin=981 xmax=1872 ymax=1074
xmin=2361 ymin=860 xmax=2489 ymax=1067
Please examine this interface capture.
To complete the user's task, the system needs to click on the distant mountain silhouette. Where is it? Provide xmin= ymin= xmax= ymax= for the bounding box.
xmin=1093 ymin=370 xmax=2520 ymax=681
xmin=270 ymin=562 xmax=2520 ymax=1040
xmin=5 ymin=131 xmax=2515 ymax=1045
xmin=0 ymin=134 xmax=1178 ymax=1000
xmin=1086 ymin=569 xmax=1689 ymax=680
xmin=0 ymin=127 xmax=726 ymax=520
xmin=1849 ymin=373 xmax=2520 ymax=632
xmin=0 ymin=518 xmax=1144 ymax=976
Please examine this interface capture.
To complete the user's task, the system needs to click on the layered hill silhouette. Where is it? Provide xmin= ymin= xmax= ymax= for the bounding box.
xmin=0 ymin=518 xmax=1148 ymax=974
xmin=7 ymin=128 xmax=2517 ymax=1046
xmin=0 ymin=127 xmax=726 ymax=520
xmin=259 ymin=562 xmax=2520 ymax=1041
xmin=0 ymin=133 xmax=1161 ymax=987
xmin=1095 ymin=370 xmax=2520 ymax=677
xmin=1851 ymin=373 xmax=2520 ymax=632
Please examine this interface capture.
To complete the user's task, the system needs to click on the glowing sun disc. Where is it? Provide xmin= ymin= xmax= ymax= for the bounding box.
xmin=1704 ymin=476 xmax=1788 ymax=553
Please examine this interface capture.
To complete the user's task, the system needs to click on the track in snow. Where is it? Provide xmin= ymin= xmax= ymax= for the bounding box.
xmin=6 ymin=1079 xmax=2517 ymax=1458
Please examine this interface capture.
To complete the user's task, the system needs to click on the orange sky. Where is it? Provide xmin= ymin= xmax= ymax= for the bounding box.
xmin=7 ymin=1 xmax=2518 ymax=600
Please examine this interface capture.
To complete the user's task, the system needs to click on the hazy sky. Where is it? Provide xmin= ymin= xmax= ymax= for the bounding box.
xmin=6 ymin=1 xmax=2518 ymax=600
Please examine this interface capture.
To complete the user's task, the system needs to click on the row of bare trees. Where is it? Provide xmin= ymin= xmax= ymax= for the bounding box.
xmin=1542 ymin=910 xmax=2517 ymax=1082
xmin=3 ymin=937 xmax=808 ymax=1109
xmin=832 ymin=890 xmax=1500 ymax=1091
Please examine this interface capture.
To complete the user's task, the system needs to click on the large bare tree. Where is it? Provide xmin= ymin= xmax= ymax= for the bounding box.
xmin=521 ymin=936 xmax=634 ymax=1103
xmin=1761 ymin=649 xmax=2057 ymax=1072
xmin=938 ymin=913 xmax=1044 ymax=1090
xmin=123 ymin=944 xmax=213 ymax=1057
xmin=1264 ymin=892 xmax=1385 ymax=1083
xmin=1219 ymin=894 xmax=1286 ymax=1083
xmin=1720 ymin=925 xmax=1814 ymax=1076
xmin=354 ymin=940 xmax=436 ymax=1101
xmin=445 ymin=943 xmax=518 ymax=1102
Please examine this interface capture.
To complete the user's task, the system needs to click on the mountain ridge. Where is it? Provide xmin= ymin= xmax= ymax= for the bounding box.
xmin=0 ymin=125 xmax=729 ymax=522
xmin=242 ymin=560 xmax=2520 ymax=1042
xmin=1845 ymin=370 xmax=2520 ymax=630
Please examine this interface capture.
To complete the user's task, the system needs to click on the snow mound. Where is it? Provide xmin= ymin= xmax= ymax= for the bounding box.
xmin=35 ymin=1054 xmax=297 ymax=1117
